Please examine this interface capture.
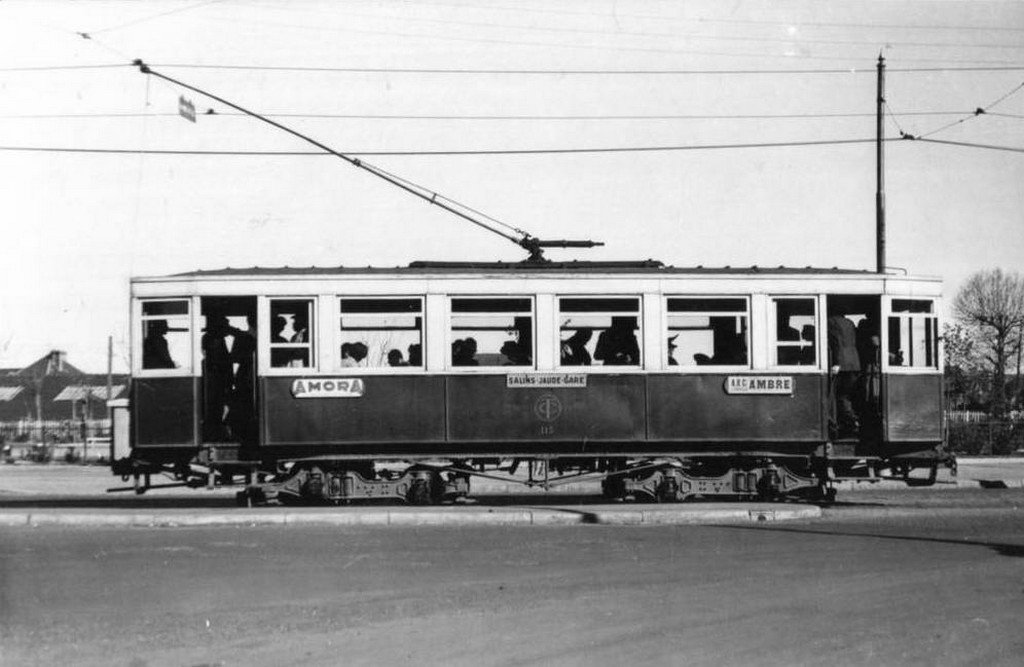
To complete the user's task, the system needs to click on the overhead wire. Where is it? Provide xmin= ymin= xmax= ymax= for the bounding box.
xmin=87 ymin=0 xmax=225 ymax=36
xmin=5 ymin=62 xmax=1024 ymax=76
xmin=150 ymin=63 xmax=1024 ymax=74
xmin=255 ymin=0 xmax=1024 ymax=34
xmin=5 ymin=136 xmax=1022 ymax=156
xmin=0 ymin=110 xmax=973 ymax=121
xmin=186 ymin=11 xmax=1024 ymax=66
xmin=209 ymin=3 xmax=1024 ymax=50
xmin=0 ymin=138 xmax=881 ymax=155
xmin=0 ymin=64 xmax=130 ymax=72
xmin=916 ymin=138 xmax=1024 ymax=153
xmin=916 ymin=78 xmax=1024 ymax=138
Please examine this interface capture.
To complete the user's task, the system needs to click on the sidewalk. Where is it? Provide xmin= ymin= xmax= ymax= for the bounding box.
xmin=0 ymin=502 xmax=821 ymax=528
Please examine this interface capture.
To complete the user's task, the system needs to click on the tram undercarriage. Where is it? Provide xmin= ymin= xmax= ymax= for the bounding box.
xmin=112 ymin=447 xmax=952 ymax=506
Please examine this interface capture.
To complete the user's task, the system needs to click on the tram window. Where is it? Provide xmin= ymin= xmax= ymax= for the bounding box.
xmin=141 ymin=299 xmax=191 ymax=371
xmin=772 ymin=297 xmax=817 ymax=366
xmin=888 ymin=300 xmax=938 ymax=368
xmin=558 ymin=297 xmax=641 ymax=367
xmin=666 ymin=298 xmax=749 ymax=367
xmin=449 ymin=297 xmax=533 ymax=367
xmin=270 ymin=298 xmax=315 ymax=368
xmin=339 ymin=297 xmax=423 ymax=368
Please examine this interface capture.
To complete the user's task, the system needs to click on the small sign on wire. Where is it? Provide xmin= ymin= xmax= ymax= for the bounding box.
xmin=178 ymin=95 xmax=196 ymax=123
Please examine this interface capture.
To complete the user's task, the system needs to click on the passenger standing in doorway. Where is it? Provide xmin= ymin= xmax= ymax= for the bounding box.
xmin=230 ymin=314 xmax=257 ymax=450
xmin=856 ymin=312 xmax=882 ymax=420
xmin=202 ymin=314 xmax=234 ymax=441
xmin=827 ymin=308 xmax=861 ymax=437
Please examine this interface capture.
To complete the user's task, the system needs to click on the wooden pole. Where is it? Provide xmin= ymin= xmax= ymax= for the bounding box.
xmin=107 ymin=335 xmax=114 ymax=418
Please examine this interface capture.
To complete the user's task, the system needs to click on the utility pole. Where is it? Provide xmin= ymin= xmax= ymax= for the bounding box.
xmin=106 ymin=335 xmax=113 ymax=421
xmin=876 ymin=53 xmax=886 ymax=274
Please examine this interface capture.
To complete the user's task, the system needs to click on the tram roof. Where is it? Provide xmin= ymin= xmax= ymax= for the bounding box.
xmin=158 ymin=261 xmax=916 ymax=279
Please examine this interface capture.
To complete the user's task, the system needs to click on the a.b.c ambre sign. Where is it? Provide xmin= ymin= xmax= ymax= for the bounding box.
xmin=725 ymin=376 xmax=793 ymax=395
xmin=291 ymin=378 xmax=364 ymax=398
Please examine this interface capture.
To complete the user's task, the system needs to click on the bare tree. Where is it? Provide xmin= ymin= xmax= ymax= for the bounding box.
xmin=942 ymin=322 xmax=987 ymax=411
xmin=954 ymin=268 xmax=1024 ymax=418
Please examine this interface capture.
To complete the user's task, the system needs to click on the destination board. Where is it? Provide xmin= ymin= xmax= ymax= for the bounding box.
xmin=507 ymin=373 xmax=587 ymax=388
xmin=725 ymin=376 xmax=793 ymax=395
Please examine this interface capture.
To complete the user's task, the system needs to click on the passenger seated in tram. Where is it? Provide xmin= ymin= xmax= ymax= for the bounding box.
xmin=407 ymin=343 xmax=422 ymax=366
xmin=291 ymin=311 xmax=309 ymax=343
xmin=387 ymin=349 xmax=408 ymax=367
xmin=799 ymin=325 xmax=816 ymax=365
xmin=561 ymin=328 xmax=593 ymax=366
xmin=340 ymin=342 xmax=369 ymax=367
xmin=710 ymin=317 xmax=746 ymax=365
xmin=452 ymin=338 xmax=479 ymax=366
xmin=142 ymin=319 xmax=176 ymax=369
xmin=496 ymin=319 xmax=533 ymax=366
xmin=594 ymin=317 xmax=639 ymax=366
xmin=271 ymin=315 xmax=289 ymax=344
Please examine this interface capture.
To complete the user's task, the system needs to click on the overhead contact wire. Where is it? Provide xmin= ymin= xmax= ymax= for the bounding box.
xmin=0 ymin=138 xmax=881 ymax=156
xmin=918 ymin=78 xmax=1024 ymax=138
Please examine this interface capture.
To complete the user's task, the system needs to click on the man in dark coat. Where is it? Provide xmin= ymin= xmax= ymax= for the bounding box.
xmin=828 ymin=310 xmax=862 ymax=437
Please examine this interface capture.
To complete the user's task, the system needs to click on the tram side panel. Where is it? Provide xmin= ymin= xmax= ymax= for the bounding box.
xmin=883 ymin=373 xmax=943 ymax=452
xmin=647 ymin=374 xmax=826 ymax=445
xmin=131 ymin=377 xmax=199 ymax=449
xmin=257 ymin=372 xmax=827 ymax=455
xmin=445 ymin=375 xmax=646 ymax=443
xmin=261 ymin=375 xmax=447 ymax=446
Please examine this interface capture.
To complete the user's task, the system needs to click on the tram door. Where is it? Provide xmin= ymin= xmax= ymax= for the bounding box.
xmin=825 ymin=296 xmax=882 ymax=443
xmin=200 ymin=297 xmax=258 ymax=448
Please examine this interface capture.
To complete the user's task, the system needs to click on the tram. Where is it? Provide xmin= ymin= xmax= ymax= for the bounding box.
xmin=111 ymin=260 xmax=949 ymax=504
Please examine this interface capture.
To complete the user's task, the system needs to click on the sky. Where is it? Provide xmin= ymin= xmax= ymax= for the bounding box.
xmin=1 ymin=0 xmax=1023 ymax=372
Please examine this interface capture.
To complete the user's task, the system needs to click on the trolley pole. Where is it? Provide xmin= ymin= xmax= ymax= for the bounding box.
xmin=876 ymin=54 xmax=886 ymax=274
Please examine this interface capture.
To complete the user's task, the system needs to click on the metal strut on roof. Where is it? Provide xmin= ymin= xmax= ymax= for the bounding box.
xmin=132 ymin=60 xmax=603 ymax=263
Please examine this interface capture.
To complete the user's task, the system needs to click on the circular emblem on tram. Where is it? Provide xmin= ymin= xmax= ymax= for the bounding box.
xmin=533 ymin=393 xmax=563 ymax=423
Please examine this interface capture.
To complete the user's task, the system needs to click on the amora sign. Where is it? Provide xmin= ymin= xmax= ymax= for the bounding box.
xmin=291 ymin=378 xmax=365 ymax=398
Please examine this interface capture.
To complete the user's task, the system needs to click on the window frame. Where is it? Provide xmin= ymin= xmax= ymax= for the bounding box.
xmin=135 ymin=297 xmax=194 ymax=377
xmin=265 ymin=296 xmax=318 ymax=374
xmin=663 ymin=295 xmax=752 ymax=372
xmin=555 ymin=294 xmax=644 ymax=372
xmin=883 ymin=296 xmax=942 ymax=374
xmin=446 ymin=295 xmax=536 ymax=372
xmin=336 ymin=295 xmax=426 ymax=373
xmin=767 ymin=295 xmax=821 ymax=371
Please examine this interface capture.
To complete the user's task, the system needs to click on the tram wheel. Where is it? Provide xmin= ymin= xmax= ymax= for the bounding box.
xmin=407 ymin=479 xmax=432 ymax=505
xmin=601 ymin=477 xmax=625 ymax=501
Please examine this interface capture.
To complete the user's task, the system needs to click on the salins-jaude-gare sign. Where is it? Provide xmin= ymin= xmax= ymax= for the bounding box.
xmin=725 ymin=376 xmax=793 ymax=395
xmin=507 ymin=373 xmax=587 ymax=388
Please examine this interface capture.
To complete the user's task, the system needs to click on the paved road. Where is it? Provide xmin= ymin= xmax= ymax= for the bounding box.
xmin=2 ymin=492 xmax=1022 ymax=666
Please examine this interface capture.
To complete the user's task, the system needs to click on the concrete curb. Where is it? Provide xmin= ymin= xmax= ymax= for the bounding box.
xmin=0 ymin=504 xmax=821 ymax=528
